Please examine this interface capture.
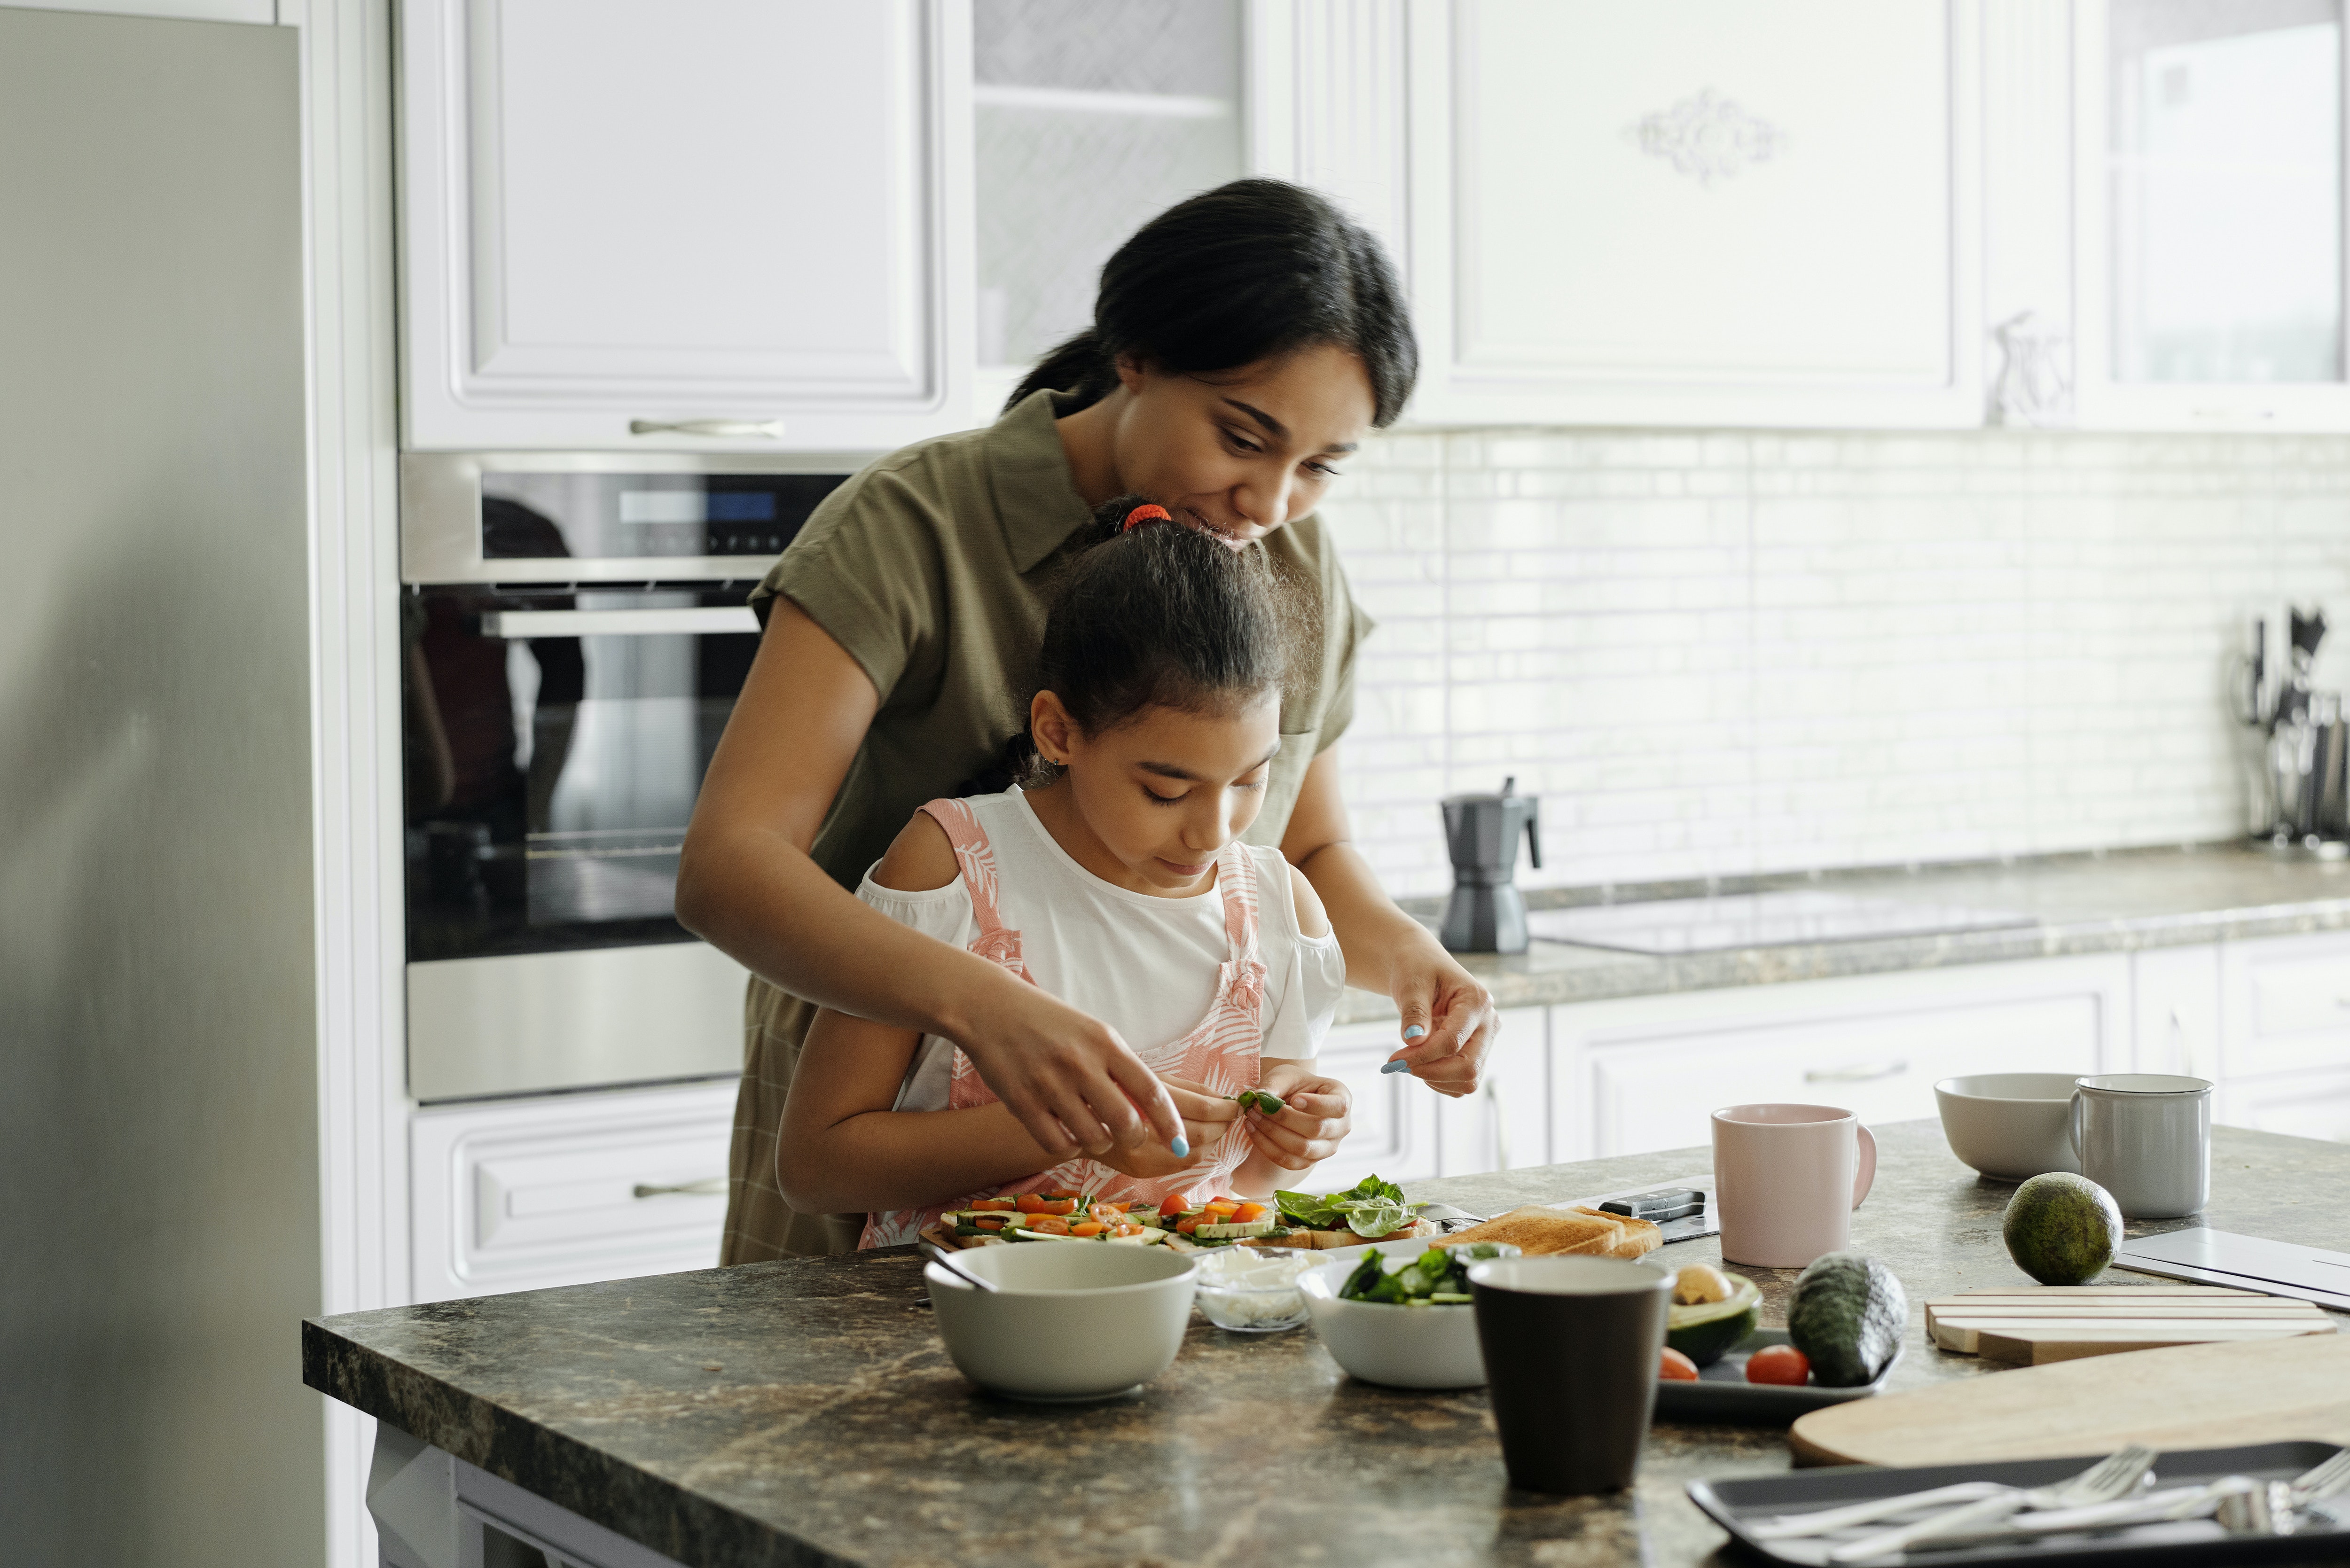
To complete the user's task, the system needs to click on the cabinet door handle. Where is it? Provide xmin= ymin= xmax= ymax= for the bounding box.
xmin=633 ymin=1177 xmax=727 ymax=1199
xmin=1804 ymin=1061 xmax=1907 ymax=1084
xmin=628 ymin=418 xmax=785 ymax=440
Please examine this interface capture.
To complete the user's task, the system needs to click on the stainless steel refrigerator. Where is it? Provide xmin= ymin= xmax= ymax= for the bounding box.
xmin=0 ymin=8 xmax=321 ymax=1564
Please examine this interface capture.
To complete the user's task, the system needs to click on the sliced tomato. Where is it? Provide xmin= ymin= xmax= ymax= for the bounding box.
xmin=1014 ymin=1193 xmax=1047 ymax=1214
xmin=974 ymin=1217 xmax=1006 ymax=1231
xmin=1091 ymin=1201 xmax=1126 ymax=1218
xmin=1658 ymin=1347 xmax=1700 ymax=1381
xmin=1175 ymin=1217 xmax=1199 ymax=1235
xmin=970 ymin=1197 xmax=1017 ymax=1212
xmin=1744 ymin=1345 xmax=1810 ymax=1386
xmin=1203 ymin=1201 xmax=1239 ymax=1218
xmin=1231 ymin=1202 xmax=1267 ymax=1223
xmin=1069 ymin=1221 xmax=1106 ymax=1237
xmin=1027 ymin=1215 xmax=1071 ymax=1235
xmin=1036 ymin=1198 xmax=1077 ymax=1216
xmin=1158 ymin=1194 xmax=1189 ymax=1218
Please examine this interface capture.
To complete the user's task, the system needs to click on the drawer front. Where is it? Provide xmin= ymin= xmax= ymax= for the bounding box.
xmin=1556 ymin=961 xmax=2124 ymax=1162
xmin=413 ymin=1082 xmax=736 ymax=1302
xmin=2221 ymin=1069 xmax=2350 ymax=1143
xmin=2227 ymin=934 xmax=2350 ymax=1080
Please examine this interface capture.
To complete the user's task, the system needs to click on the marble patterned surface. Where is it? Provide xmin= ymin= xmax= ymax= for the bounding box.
xmin=1337 ymin=843 xmax=2350 ymax=1023
xmin=305 ymin=1122 xmax=2348 ymax=1568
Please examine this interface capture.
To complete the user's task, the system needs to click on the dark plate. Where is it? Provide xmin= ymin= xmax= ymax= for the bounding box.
xmin=1688 ymin=1441 xmax=2347 ymax=1567
xmin=1655 ymin=1328 xmax=1897 ymax=1424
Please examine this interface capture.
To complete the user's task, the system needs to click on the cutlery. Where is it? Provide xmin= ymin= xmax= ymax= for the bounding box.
xmin=2289 ymin=1446 xmax=2350 ymax=1509
xmin=920 ymin=1241 xmax=998 ymax=1293
xmin=1826 ymin=1444 xmax=2157 ymax=1563
xmin=1751 ymin=1482 xmax=2011 ymax=1540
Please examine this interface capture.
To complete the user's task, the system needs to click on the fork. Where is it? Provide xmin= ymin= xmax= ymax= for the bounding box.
xmin=1825 ymin=1445 xmax=2158 ymax=1564
xmin=2289 ymin=1447 xmax=2350 ymax=1510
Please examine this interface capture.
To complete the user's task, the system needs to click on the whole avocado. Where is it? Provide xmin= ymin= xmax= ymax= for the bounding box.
xmin=1786 ymin=1252 xmax=1907 ymax=1388
xmin=2002 ymin=1172 xmax=2123 ymax=1285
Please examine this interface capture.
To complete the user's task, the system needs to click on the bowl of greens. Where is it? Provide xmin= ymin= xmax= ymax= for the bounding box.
xmin=1298 ymin=1242 xmax=1518 ymax=1389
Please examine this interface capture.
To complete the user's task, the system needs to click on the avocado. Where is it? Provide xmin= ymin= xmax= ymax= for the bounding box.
xmin=1666 ymin=1273 xmax=1762 ymax=1367
xmin=2002 ymin=1172 xmax=2123 ymax=1285
xmin=1787 ymin=1252 xmax=1907 ymax=1387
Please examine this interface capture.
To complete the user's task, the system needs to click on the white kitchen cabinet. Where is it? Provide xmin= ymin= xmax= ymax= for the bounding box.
xmin=2218 ymin=929 xmax=2350 ymax=1084
xmin=1551 ymin=955 xmax=2129 ymax=1162
xmin=409 ymin=1080 xmax=736 ymax=1303
xmin=398 ymin=0 xmax=972 ymax=452
xmin=2220 ymin=1069 xmax=2350 ymax=1144
xmin=1402 ymin=0 xmax=1983 ymax=430
xmin=1307 ymin=1017 xmax=1440 ymax=1190
xmin=2073 ymin=0 xmax=2350 ymax=430
xmin=2130 ymin=941 xmax=2223 ymax=1080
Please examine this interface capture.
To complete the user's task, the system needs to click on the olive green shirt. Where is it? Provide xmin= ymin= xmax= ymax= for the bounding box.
xmin=721 ymin=388 xmax=1373 ymax=1263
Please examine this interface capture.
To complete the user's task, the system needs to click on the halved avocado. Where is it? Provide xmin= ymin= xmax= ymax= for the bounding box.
xmin=1666 ymin=1273 xmax=1762 ymax=1368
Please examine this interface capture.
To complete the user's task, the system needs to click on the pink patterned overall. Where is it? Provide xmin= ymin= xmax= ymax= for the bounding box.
xmin=861 ymin=796 xmax=1269 ymax=1248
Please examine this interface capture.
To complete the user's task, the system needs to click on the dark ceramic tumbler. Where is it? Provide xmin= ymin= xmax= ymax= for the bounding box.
xmin=1468 ymin=1256 xmax=1674 ymax=1495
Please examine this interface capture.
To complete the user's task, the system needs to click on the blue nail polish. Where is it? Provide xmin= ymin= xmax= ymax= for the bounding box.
xmin=1402 ymin=1025 xmax=1427 ymax=1041
xmin=1381 ymin=1060 xmax=1410 ymax=1075
xmin=1170 ymin=1135 xmax=1190 ymax=1157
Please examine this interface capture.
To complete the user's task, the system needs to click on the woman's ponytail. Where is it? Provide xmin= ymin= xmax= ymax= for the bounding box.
xmin=1007 ymin=328 xmax=1115 ymax=412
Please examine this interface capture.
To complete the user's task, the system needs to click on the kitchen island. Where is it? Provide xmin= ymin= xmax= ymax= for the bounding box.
xmin=307 ymin=1122 xmax=2349 ymax=1568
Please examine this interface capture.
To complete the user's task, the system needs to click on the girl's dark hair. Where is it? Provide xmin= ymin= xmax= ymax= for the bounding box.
xmin=1008 ymin=178 xmax=1417 ymax=427
xmin=1013 ymin=497 xmax=1288 ymax=787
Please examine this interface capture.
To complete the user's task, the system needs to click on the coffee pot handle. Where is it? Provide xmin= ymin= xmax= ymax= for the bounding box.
xmin=1524 ymin=799 xmax=1541 ymax=870
xmin=1851 ymin=1122 xmax=1877 ymax=1210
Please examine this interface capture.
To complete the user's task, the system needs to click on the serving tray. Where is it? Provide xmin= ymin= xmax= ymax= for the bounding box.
xmin=1655 ymin=1328 xmax=1896 ymax=1424
xmin=1688 ymin=1441 xmax=2348 ymax=1567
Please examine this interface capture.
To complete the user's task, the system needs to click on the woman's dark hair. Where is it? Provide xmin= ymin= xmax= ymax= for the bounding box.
xmin=1013 ymin=497 xmax=1289 ymax=787
xmin=1008 ymin=178 xmax=1417 ymax=427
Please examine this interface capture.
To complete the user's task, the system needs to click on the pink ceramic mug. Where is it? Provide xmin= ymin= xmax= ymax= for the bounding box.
xmin=1711 ymin=1103 xmax=1878 ymax=1269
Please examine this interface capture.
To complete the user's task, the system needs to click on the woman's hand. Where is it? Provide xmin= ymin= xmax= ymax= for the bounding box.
xmin=1381 ymin=943 xmax=1497 ymax=1099
xmin=1092 ymin=1077 xmax=1238 ymax=1180
xmin=1249 ymin=1062 xmax=1352 ymax=1168
xmin=954 ymin=974 xmax=1190 ymax=1160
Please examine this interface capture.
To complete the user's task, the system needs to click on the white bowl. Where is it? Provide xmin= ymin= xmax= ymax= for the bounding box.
xmin=1299 ymin=1255 xmax=1488 ymax=1389
xmin=925 ymin=1243 xmax=1196 ymax=1402
xmin=1191 ymin=1247 xmax=1316 ymax=1333
xmin=1935 ymin=1072 xmax=2085 ymax=1181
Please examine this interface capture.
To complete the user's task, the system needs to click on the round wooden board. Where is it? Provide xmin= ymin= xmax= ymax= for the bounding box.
xmin=1790 ymin=1333 xmax=2350 ymax=1468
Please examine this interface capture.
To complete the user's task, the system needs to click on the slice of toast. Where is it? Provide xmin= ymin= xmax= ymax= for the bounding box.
xmin=1439 ymin=1204 xmax=1661 ymax=1259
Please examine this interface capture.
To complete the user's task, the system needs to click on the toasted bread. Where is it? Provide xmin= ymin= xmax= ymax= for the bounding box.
xmin=1440 ymin=1204 xmax=1661 ymax=1259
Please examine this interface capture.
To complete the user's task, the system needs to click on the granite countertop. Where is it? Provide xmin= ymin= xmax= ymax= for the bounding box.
xmin=305 ymin=1121 xmax=2349 ymax=1568
xmin=1336 ymin=843 xmax=2350 ymax=1024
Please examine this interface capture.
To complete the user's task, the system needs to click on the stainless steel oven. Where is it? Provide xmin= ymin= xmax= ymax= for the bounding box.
xmin=400 ymin=452 xmax=860 ymax=1100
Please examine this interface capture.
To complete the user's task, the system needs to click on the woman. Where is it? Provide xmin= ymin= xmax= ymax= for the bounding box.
xmin=677 ymin=179 xmax=1499 ymax=1262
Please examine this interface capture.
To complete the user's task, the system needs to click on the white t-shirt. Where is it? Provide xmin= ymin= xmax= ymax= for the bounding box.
xmin=857 ymin=788 xmax=1347 ymax=1113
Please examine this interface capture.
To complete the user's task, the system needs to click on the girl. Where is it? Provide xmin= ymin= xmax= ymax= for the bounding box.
xmin=776 ymin=502 xmax=1347 ymax=1237
xmin=681 ymin=179 xmax=1500 ymax=1263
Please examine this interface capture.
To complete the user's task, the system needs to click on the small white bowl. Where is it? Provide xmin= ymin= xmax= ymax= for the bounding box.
xmin=1192 ymin=1247 xmax=1316 ymax=1333
xmin=1299 ymin=1254 xmax=1489 ymax=1389
xmin=925 ymin=1243 xmax=1196 ymax=1402
xmin=1935 ymin=1072 xmax=2085 ymax=1181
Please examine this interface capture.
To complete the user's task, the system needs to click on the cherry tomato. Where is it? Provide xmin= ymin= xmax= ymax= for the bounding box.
xmin=1014 ymin=1194 xmax=1046 ymax=1214
xmin=974 ymin=1217 xmax=1006 ymax=1231
xmin=1659 ymin=1347 xmax=1700 ymax=1381
xmin=1027 ymin=1215 xmax=1071 ymax=1235
xmin=971 ymin=1197 xmax=1016 ymax=1212
xmin=1175 ymin=1217 xmax=1199 ymax=1235
xmin=1037 ymin=1198 xmax=1077 ymax=1216
xmin=1158 ymin=1194 xmax=1189 ymax=1218
xmin=1231 ymin=1202 xmax=1267 ymax=1223
xmin=1745 ymin=1345 xmax=1811 ymax=1386
xmin=1069 ymin=1222 xmax=1105 ymax=1237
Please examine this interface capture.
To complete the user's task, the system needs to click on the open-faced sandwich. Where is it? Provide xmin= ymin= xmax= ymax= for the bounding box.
xmin=1436 ymin=1203 xmax=1661 ymax=1258
xmin=917 ymin=1173 xmax=1442 ymax=1252
xmin=1261 ymin=1174 xmax=1441 ymax=1249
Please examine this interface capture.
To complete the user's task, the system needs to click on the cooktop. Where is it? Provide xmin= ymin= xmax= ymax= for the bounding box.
xmin=1525 ymin=888 xmax=2036 ymax=956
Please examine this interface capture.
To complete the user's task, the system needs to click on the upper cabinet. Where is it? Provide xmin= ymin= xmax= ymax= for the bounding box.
xmin=1401 ymin=0 xmax=1982 ymax=429
xmin=398 ymin=0 xmax=972 ymax=452
xmin=2074 ymin=0 xmax=2350 ymax=429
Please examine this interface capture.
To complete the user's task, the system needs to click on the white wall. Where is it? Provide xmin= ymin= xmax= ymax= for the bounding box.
xmin=1331 ymin=429 xmax=2350 ymax=898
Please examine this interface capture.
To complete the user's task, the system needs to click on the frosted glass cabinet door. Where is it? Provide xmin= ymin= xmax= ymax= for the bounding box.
xmin=2076 ymin=0 xmax=2350 ymax=428
xmin=400 ymin=0 xmax=972 ymax=451
xmin=1404 ymin=0 xmax=1982 ymax=429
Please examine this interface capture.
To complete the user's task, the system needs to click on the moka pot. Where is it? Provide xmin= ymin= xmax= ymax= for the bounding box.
xmin=1439 ymin=778 xmax=1541 ymax=954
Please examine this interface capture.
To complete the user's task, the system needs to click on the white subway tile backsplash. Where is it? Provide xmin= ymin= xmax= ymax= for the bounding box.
xmin=1325 ymin=427 xmax=2350 ymax=898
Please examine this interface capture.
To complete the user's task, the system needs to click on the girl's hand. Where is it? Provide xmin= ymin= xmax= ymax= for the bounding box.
xmin=1093 ymin=1079 xmax=1238 ymax=1180
xmin=1248 ymin=1063 xmax=1351 ymax=1168
xmin=1383 ymin=944 xmax=1497 ymax=1099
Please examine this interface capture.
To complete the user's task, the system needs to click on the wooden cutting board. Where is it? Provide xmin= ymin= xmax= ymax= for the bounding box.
xmin=1791 ymin=1334 xmax=2350 ymax=1468
xmin=1926 ymin=1285 xmax=2336 ymax=1365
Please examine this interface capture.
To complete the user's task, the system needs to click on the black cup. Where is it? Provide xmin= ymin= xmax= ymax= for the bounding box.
xmin=1468 ymin=1256 xmax=1675 ymax=1495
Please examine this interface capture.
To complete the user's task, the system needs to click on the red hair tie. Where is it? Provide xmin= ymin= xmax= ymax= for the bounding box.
xmin=1121 ymin=503 xmax=1171 ymax=532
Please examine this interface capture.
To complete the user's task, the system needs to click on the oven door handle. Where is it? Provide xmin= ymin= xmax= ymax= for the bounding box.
xmin=477 ymin=607 xmax=761 ymax=638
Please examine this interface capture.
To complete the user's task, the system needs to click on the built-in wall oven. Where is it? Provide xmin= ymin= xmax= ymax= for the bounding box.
xmin=400 ymin=452 xmax=857 ymax=1101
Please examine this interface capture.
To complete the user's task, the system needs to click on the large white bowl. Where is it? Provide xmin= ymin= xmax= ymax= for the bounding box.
xmin=1299 ymin=1255 xmax=1488 ymax=1389
xmin=924 ymin=1243 xmax=1196 ymax=1401
xmin=1935 ymin=1072 xmax=2085 ymax=1180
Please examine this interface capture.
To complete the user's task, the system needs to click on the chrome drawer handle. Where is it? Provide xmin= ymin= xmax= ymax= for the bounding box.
xmin=628 ymin=418 xmax=784 ymax=439
xmin=633 ymin=1177 xmax=727 ymax=1199
xmin=1804 ymin=1061 xmax=1908 ymax=1084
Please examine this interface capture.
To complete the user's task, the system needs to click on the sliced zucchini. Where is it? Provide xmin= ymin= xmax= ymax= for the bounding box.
xmin=1194 ymin=1218 xmax=1277 ymax=1239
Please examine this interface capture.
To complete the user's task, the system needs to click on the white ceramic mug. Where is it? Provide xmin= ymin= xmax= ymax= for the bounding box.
xmin=2068 ymin=1073 xmax=2211 ymax=1219
xmin=1712 ymin=1103 xmax=1878 ymax=1269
